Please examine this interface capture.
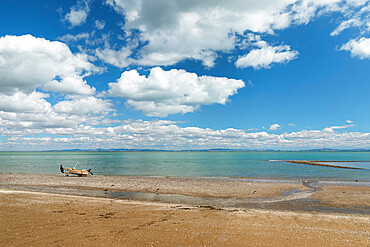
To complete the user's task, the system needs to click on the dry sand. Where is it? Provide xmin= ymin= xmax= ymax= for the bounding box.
xmin=0 ymin=174 xmax=369 ymax=246
xmin=1 ymin=190 xmax=369 ymax=247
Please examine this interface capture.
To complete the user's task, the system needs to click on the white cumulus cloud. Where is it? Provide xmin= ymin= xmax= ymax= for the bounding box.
xmin=0 ymin=34 xmax=99 ymax=95
xmin=106 ymin=0 xmax=296 ymax=67
xmin=0 ymin=92 xmax=115 ymax=136
xmin=0 ymin=91 xmax=50 ymax=113
xmin=95 ymin=46 xmax=133 ymax=68
xmin=54 ymin=96 xmax=114 ymax=115
xmin=64 ymin=0 xmax=90 ymax=28
xmin=2 ymin=120 xmax=369 ymax=150
xmin=340 ymin=37 xmax=370 ymax=59
xmin=108 ymin=67 xmax=245 ymax=117
xmin=101 ymin=0 xmax=368 ymax=68
xmin=235 ymin=44 xmax=299 ymax=69
xmin=269 ymin=124 xmax=281 ymax=131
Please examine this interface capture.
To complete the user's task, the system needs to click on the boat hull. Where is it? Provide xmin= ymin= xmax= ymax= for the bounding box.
xmin=66 ymin=168 xmax=89 ymax=176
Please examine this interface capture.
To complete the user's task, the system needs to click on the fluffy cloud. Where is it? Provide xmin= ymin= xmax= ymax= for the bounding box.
xmin=0 ymin=92 xmax=114 ymax=137
xmin=106 ymin=0 xmax=295 ymax=67
xmin=0 ymin=35 xmax=98 ymax=95
xmin=43 ymin=76 xmax=95 ymax=95
xmin=0 ymin=91 xmax=50 ymax=113
xmin=0 ymin=36 xmax=113 ymax=136
xmin=340 ymin=37 xmax=370 ymax=59
xmin=102 ymin=0 xmax=368 ymax=68
xmin=64 ymin=0 xmax=90 ymax=28
xmin=268 ymin=124 xmax=281 ymax=131
xmin=65 ymin=9 xmax=88 ymax=27
xmin=108 ymin=67 xmax=245 ymax=117
xmin=54 ymin=96 xmax=114 ymax=115
xmin=95 ymin=46 xmax=133 ymax=68
xmin=1 ymin=120 xmax=369 ymax=150
xmin=235 ymin=44 xmax=298 ymax=69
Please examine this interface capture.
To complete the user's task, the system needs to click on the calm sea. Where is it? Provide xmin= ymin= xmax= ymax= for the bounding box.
xmin=0 ymin=152 xmax=369 ymax=181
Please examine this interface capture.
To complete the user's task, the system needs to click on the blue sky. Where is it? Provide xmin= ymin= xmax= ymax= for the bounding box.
xmin=0 ymin=0 xmax=369 ymax=150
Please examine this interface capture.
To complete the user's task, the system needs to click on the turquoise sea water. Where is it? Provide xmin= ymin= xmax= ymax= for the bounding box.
xmin=0 ymin=152 xmax=369 ymax=181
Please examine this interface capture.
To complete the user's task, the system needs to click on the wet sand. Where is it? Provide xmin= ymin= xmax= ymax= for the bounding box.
xmin=311 ymin=185 xmax=370 ymax=208
xmin=0 ymin=174 xmax=310 ymax=199
xmin=0 ymin=174 xmax=369 ymax=246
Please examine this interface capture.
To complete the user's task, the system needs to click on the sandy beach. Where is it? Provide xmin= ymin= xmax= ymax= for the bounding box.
xmin=1 ymin=174 xmax=369 ymax=246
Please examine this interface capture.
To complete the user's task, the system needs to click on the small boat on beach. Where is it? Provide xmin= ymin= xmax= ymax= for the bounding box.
xmin=60 ymin=163 xmax=93 ymax=177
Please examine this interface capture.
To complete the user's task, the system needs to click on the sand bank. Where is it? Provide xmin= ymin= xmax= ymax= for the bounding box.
xmin=1 ymin=189 xmax=369 ymax=246
xmin=0 ymin=174 xmax=309 ymax=199
xmin=0 ymin=174 xmax=369 ymax=212
xmin=0 ymin=174 xmax=369 ymax=246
